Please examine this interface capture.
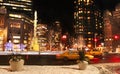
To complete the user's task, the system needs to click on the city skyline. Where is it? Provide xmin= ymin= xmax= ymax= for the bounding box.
xmin=33 ymin=0 xmax=120 ymax=34
xmin=33 ymin=0 xmax=74 ymax=34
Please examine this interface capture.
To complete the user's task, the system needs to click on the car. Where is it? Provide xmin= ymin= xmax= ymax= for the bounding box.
xmin=86 ymin=48 xmax=103 ymax=56
xmin=56 ymin=50 xmax=94 ymax=62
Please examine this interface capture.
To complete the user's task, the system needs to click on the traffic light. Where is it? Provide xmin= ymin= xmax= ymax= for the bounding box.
xmin=114 ymin=35 xmax=119 ymax=39
xmin=61 ymin=35 xmax=67 ymax=43
xmin=94 ymin=38 xmax=98 ymax=42
xmin=62 ymin=35 xmax=67 ymax=39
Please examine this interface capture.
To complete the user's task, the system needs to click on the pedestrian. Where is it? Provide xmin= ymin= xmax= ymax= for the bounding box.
xmin=5 ymin=40 xmax=13 ymax=51
xmin=20 ymin=43 xmax=26 ymax=51
xmin=77 ymin=47 xmax=85 ymax=61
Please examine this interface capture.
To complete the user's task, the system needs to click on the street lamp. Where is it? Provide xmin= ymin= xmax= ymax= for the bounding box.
xmin=94 ymin=33 xmax=97 ymax=48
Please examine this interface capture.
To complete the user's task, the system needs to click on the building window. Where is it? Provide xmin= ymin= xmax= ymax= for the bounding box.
xmin=24 ymin=24 xmax=26 ymax=29
xmin=10 ymin=23 xmax=20 ymax=28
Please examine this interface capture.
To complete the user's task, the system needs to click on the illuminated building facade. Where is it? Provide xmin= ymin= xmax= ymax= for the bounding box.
xmin=103 ymin=10 xmax=112 ymax=51
xmin=103 ymin=4 xmax=120 ymax=51
xmin=0 ymin=6 xmax=7 ymax=51
xmin=0 ymin=0 xmax=33 ymax=51
xmin=112 ymin=4 xmax=120 ymax=51
xmin=73 ymin=0 xmax=103 ymax=48
xmin=37 ymin=24 xmax=47 ymax=51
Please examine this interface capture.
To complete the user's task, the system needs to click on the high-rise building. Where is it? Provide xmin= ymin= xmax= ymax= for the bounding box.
xmin=103 ymin=10 xmax=112 ymax=51
xmin=112 ymin=3 xmax=120 ymax=51
xmin=0 ymin=0 xmax=32 ymax=16
xmin=103 ymin=3 xmax=120 ymax=52
xmin=0 ymin=0 xmax=33 ymax=51
xmin=73 ymin=0 xmax=103 ymax=48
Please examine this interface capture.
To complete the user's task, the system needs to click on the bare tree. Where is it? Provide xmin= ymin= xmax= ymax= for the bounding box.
xmin=46 ymin=28 xmax=54 ymax=51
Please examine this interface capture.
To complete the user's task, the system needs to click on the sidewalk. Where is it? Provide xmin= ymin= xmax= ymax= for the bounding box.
xmin=0 ymin=64 xmax=100 ymax=74
xmin=93 ymin=63 xmax=120 ymax=74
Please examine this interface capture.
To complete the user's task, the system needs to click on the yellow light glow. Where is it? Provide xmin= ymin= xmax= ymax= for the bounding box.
xmin=87 ymin=44 xmax=91 ymax=48
xmin=13 ymin=40 xmax=20 ymax=43
xmin=13 ymin=36 xmax=20 ymax=39
xmin=9 ymin=14 xmax=22 ymax=18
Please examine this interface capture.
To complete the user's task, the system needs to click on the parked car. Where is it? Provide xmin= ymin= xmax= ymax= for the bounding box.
xmin=56 ymin=50 xmax=94 ymax=61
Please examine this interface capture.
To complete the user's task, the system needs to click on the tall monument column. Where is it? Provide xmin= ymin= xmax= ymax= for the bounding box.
xmin=31 ymin=11 xmax=39 ymax=51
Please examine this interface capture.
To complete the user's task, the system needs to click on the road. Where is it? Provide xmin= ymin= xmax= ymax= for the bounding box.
xmin=0 ymin=51 xmax=120 ymax=65
xmin=91 ymin=53 xmax=120 ymax=64
xmin=1 ymin=51 xmax=120 ymax=73
xmin=0 ymin=51 xmax=77 ymax=65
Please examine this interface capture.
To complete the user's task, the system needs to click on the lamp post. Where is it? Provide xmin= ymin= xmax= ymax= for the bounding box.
xmin=94 ymin=33 xmax=97 ymax=48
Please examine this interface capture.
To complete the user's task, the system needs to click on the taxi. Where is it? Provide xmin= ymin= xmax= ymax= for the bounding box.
xmin=86 ymin=48 xmax=103 ymax=56
xmin=56 ymin=50 xmax=94 ymax=61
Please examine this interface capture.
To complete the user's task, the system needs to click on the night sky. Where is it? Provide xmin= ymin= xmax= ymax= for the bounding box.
xmin=32 ymin=0 xmax=120 ymax=34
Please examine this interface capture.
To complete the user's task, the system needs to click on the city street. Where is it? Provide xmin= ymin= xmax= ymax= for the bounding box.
xmin=0 ymin=51 xmax=120 ymax=73
xmin=91 ymin=52 xmax=120 ymax=63
xmin=1 ymin=51 xmax=120 ymax=64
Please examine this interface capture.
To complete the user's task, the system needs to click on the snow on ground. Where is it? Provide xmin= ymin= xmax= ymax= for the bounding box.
xmin=93 ymin=63 xmax=120 ymax=74
xmin=0 ymin=65 xmax=100 ymax=74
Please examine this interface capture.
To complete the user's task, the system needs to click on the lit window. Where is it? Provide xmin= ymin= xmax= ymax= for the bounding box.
xmin=24 ymin=40 xmax=27 ymax=44
xmin=12 ymin=7 xmax=16 ymax=9
xmin=10 ymin=23 xmax=20 ymax=28
xmin=24 ymin=25 xmax=26 ymax=29
xmin=88 ymin=38 xmax=91 ymax=40
xmin=23 ymin=8 xmax=31 ymax=11
xmin=13 ymin=36 xmax=20 ymax=39
xmin=87 ymin=0 xmax=90 ymax=2
xmin=13 ymin=39 xmax=20 ymax=43
xmin=100 ymin=26 xmax=102 ymax=28
xmin=87 ymin=11 xmax=90 ymax=13
xmin=21 ymin=0 xmax=31 ymax=2
xmin=79 ymin=17 xmax=83 ymax=19
xmin=87 ymin=17 xmax=90 ymax=19
xmin=88 ymin=32 xmax=91 ymax=34
xmin=9 ymin=14 xmax=22 ymax=18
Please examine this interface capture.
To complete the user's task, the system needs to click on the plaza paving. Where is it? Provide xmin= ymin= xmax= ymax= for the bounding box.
xmin=93 ymin=63 xmax=120 ymax=74
xmin=0 ymin=64 xmax=99 ymax=74
xmin=0 ymin=63 xmax=120 ymax=74
xmin=0 ymin=51 xmax=120 ymax=74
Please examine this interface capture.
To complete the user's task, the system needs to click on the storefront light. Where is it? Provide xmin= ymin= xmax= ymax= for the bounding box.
xmin=13 ymin=36 xmax=20 ymax=39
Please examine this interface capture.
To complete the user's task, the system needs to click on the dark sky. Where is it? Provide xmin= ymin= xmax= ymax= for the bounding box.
xmin=32 ymin=0 xmax=120 ymax=34
xmin=94 ymin=0 xmax=120 ymax=10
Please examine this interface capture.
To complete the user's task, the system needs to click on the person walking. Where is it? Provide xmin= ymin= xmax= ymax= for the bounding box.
xmin=5 ymin=40 xmax=13 ymax=51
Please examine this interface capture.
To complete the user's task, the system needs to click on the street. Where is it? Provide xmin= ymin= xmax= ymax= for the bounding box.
xmin=0 ymin=51 xmax=120 ymax=73
xmin=91 ymin=53 xmax=120 ymax=63
xmin=1 ymin=51 xmax=120 ymax=64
